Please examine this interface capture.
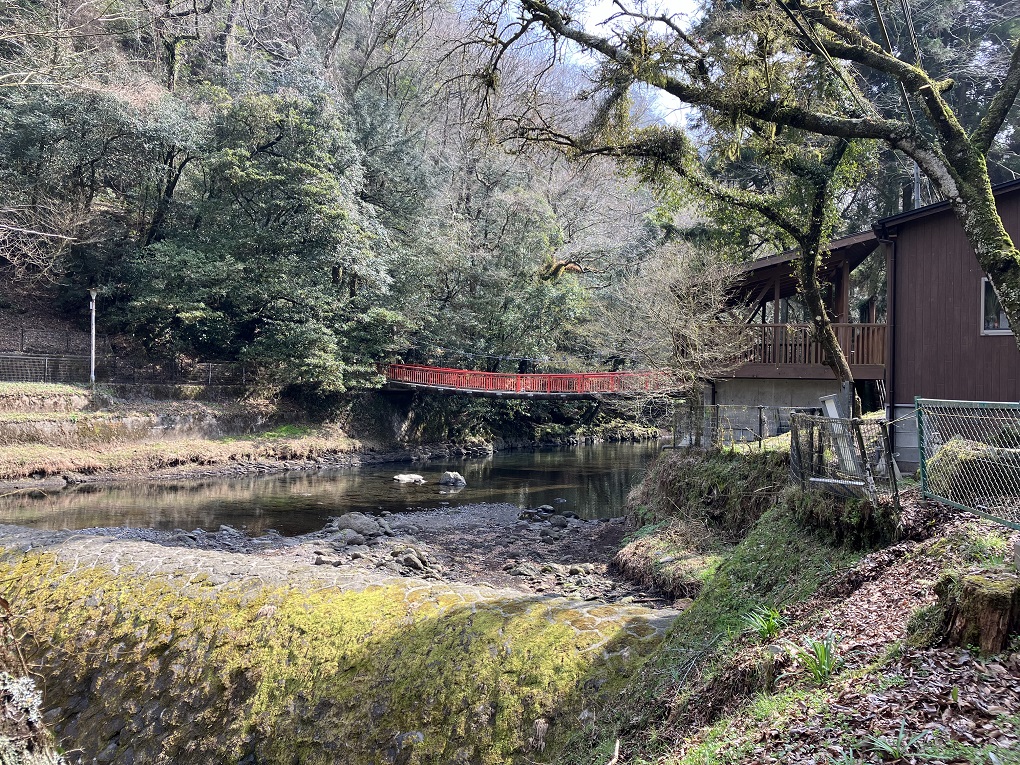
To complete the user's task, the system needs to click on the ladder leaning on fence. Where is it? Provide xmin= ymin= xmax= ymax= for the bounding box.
xmin=789 ymin=411 xmax=900 ymax=507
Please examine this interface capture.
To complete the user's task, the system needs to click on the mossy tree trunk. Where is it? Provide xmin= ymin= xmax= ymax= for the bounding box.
xmin=937 ymin=570 xmax=1020 ymax=654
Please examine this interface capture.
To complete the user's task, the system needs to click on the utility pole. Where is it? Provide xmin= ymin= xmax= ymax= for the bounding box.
xmin=89 ymin=288 xmax=97 ymax=385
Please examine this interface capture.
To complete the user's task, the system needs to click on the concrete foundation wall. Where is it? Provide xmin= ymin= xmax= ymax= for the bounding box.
xmin=711 ymin=379 xmax=840 ymax=409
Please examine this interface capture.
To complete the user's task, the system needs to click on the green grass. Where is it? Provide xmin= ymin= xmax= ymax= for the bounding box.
xmin=0 ymin=382 xmax=93 ymax=396
xmin=259 ymin=423 xmax=315 ymax=438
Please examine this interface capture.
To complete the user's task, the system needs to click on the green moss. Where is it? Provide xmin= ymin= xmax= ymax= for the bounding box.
xmin=1 ymin=551 xmax=668 ymax=765
xmin=904 ymin=603 xmax=946 ymax=647
xmin=781 ymin=485 xmax=900 ymax=547
xmin=628 ymin=450 xmax=790 ymax=538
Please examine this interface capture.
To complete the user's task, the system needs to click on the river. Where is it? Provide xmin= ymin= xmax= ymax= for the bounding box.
xmin=0 ymin=441 xmax=662 ymax=535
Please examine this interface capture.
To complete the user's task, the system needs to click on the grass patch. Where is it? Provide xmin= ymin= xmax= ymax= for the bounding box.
xmin=563 ymin=503 xmax=862 ymax=765
xmin=627 ymin=449 xmax=790 ymax=537
xmin=0 ymin=382 xmax=93 ymax=397
xmin=0 ymin=427 xmax=359 ymax=480
xmin=731 ymin=431 xmax=791 ymax=454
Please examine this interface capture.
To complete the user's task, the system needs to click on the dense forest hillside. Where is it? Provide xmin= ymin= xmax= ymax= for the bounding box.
xmin=0 ymin=0 xmax=666 ymax=398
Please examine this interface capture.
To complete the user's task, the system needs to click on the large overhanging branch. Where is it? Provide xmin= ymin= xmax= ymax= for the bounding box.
xmin=518 ymin=0 xmax=912 ymax=142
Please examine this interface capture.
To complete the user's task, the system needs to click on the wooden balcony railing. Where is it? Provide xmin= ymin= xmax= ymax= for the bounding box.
xmin=741 ymin=323 xmax=886 ymax=368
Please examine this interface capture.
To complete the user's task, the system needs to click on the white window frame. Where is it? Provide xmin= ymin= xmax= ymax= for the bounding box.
xmin=981 ymin=277 xmax=1013 ymax=336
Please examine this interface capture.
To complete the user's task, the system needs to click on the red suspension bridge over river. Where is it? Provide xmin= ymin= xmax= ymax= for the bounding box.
xmin=381 ymin=364 xmax=666 ymax=398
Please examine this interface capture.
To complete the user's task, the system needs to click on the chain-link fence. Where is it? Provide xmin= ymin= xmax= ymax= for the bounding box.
xmin=0 ymin=353 xmax=251 ymax=386
xmin=789 ymin=413 xmax=900 ymax=504
xmin=0 ymin=353 xmax=91 ymax=383
xmin=671 ymin=403 xmax=820 ymax=448
xmin=916 ymin=398 xmax=1020 ymax=530
xmin=0 ymin=327 xmax=111 ymax=355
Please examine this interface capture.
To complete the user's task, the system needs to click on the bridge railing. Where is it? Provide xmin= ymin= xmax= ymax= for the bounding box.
xmin=381 ymin=364 xmax=665 ymax=395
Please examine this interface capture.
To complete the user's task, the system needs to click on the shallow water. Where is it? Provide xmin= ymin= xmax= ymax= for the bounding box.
xmin=0 ymin=441 xmax=662 ymax=535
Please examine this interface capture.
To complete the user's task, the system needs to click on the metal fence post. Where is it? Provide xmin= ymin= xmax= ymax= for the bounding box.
xmin=851 ymin=418 xmax=878 ymax=503
xmin=915 ymin=397 xmax=927 ymax=497
xmin=879 ymin=419 xmax=901 ymax=512
xmin=758 ymin=405 xmax=765 ymax=447
xmin=712 ymin=403 xmax=720 ymax=447
xmin=790 ymin=413 xmax=805 ymax=487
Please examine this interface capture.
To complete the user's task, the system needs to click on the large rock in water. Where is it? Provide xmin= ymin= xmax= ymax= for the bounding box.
xmin=0 ymin=526 xmax=678 ymax=765
xmin=439 ymin=471 xmax=467 ymax=486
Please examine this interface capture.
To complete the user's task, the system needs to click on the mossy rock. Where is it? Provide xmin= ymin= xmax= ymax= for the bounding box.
xmin=926 ymin=437 xmax=1020 ymax=513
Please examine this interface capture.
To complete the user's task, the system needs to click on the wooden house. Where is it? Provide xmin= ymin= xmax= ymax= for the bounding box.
xmin=877 ymin=178 xmax=1020 ymax=464
xmin=716 ymin=178 xmax=1020 ymax=465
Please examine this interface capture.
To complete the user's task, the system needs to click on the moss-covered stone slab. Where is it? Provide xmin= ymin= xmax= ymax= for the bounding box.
xmin=0 ymin=527 xmax=677 ymax=764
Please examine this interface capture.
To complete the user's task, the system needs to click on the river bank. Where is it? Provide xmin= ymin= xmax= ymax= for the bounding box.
xmin=0 ymin=519 xmax=678 ymax=764
xmin=0 ymin=382 xmax=661 ymax=489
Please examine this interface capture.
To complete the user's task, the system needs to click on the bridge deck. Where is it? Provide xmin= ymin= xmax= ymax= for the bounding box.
xmin=381 ymin=364 xmax=663 ymax=398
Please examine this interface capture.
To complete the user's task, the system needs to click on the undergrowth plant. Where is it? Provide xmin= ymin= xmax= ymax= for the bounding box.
xmin=787 ymin=633 xmax=841 ymax=685
xmin=741 ymin=604 xmax=784 ymax=641
xmin=860 ymin=722 xmax=928 ymax=760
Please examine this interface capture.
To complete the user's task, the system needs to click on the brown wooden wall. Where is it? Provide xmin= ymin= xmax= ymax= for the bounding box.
xmin=891 ymin=191 xmax=1020 ymax=405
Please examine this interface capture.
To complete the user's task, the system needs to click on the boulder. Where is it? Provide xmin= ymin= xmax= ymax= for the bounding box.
xmin=549 ymin=515 xmax=569 ymax=529
xmin=393 ymin=474 xmax=426 ymax=484
xmin=333 ymin=512 xmax=382 ymax=538
xmin=340 ymin=530 xmax=366 ymax=546
xmin=439 ymin=471 xmax=467 ymax=486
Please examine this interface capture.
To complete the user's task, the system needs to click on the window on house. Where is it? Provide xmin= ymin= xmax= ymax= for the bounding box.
xmin=982 ymin=278 xmax=1012 ymax=335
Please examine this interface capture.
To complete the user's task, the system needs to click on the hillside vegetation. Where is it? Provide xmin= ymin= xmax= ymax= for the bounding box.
xmin=563 ymin=449 xmax=1020 ymax=765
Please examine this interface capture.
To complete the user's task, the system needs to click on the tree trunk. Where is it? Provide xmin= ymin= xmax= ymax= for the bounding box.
xmin=796 ymin=230 xmax=860 ymax=416
xmin=946 ymin=166 xmax=1020 ymax=355
xmin=937 ymin=570 xmax=1020 ymax=654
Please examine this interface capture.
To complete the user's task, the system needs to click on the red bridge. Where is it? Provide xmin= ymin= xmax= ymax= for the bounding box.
xmin=381 ymin=364 xmax=665 ymax=398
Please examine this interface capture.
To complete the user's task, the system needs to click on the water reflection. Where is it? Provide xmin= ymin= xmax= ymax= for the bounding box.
xmin=0 ymin=441 xmax=662 ymax=535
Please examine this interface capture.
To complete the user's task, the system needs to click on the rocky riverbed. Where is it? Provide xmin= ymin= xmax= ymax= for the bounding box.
xmin=79 ymin=501 xmax=670 ymax=606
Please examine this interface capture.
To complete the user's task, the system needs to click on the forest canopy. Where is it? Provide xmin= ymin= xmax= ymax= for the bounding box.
xmin=2 ymin=0 xmax=1017 ymax=394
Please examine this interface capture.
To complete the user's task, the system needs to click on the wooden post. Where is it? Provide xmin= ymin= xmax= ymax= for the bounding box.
xmin=839 ymin=257 xmax=851 ymax=323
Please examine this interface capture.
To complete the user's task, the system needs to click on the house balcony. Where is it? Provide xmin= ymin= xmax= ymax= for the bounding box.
xmin=731 ymin=323 xmax=886 ymax=380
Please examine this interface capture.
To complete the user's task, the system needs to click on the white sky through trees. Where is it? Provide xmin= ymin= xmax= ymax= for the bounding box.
xmin=578 ymin=0 xmax=698 ymax=124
